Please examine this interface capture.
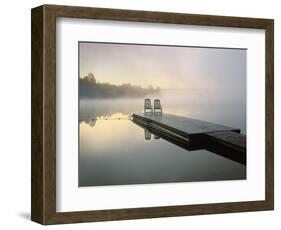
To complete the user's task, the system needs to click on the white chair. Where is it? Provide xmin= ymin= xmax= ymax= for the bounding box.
xmin=154 ymin=99 xmax=162 ymax=115
xmin=144 ymin=98 xmax=153 ymax=115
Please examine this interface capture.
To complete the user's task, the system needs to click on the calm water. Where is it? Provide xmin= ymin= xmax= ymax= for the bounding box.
xmin=79 ymin=90 xmax=246 ymax=186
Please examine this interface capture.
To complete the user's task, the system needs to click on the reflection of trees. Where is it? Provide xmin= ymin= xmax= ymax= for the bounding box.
xmin=80 ymin=113 xmax=130 ymax=128
xmin=80 ymin=73 xmax=160 ymax=99
xmin=81 ymin=118 xmax=97 ymax=127
xmin=88 ymin=119 xmax=96 ymax=127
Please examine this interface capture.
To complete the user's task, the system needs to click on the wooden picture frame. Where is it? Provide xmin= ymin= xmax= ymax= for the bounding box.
xmin=31 ymin=4 xmax=274 ymax=225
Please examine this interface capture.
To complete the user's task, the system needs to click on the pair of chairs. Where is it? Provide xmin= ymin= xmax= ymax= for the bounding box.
xmin=144 ymin=98 xmax=162 ymax=115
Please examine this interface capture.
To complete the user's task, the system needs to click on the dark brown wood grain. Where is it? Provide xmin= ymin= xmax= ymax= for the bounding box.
xmin=31 ymin=4 xmax=274 ymax=225
xmin=265 ymin=19 xmax=274 ymax=210
xmin=31 ymin=5 xmax=44 ymax=224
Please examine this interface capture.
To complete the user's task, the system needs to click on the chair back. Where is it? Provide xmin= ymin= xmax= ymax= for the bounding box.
xmin=154 ymin=99 xmax=161 ymax=109
xmin=144 ymin=98 xmax=152 ymax=109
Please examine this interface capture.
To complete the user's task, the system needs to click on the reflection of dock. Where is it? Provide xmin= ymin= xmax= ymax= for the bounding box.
xmin=132 ymin=113 xmax=246 ymax=165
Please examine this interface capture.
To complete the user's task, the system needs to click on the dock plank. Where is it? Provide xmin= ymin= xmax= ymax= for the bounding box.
xmin=133 ymin=113 xmax=240 ymax=137
xmin=205 ymin=131 xmax=246 ymax=153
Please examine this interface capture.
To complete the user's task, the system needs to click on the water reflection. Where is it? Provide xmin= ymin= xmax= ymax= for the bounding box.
xmin=144 ymin=129 xmax=151 ymax=140
xmin=79 ymin=91 xmax=246 ymax=134
xmin=144 ymin=129 xmax=161 ymax=140
xmin=79 ymin=96 xmax=156 ymax=125
xmin=81 ymin=113 xmax=131 ymax=127
xmin=79 ymin=119 xmax=246 ymax=187
xmin=88 ymin=119 xmax=96 ymax=127
xmin=79 ymin=90 xmax=246 ymax=187
xmin=134 ymin=120 xmax=245 ymax=165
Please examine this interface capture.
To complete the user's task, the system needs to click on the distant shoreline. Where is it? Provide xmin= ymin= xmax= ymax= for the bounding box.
xmin=79 ymin=73 xmax=160 ymax=99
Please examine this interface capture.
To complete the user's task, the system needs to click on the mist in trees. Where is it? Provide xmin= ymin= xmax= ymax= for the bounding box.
xmin=79 ymin=73 xmax=160 ymax=99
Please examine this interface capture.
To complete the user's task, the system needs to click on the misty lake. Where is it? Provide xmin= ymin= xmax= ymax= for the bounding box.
xmin=79 ymin=90 xmax=246 ymax=187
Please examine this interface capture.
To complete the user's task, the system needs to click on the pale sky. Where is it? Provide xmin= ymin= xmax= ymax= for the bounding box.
xmin=79 ymin=42 xmax=246 ymax=96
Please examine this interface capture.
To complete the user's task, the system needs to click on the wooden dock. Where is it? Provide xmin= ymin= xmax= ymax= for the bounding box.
xmin=132 ymin=113 xmax=246 ymax=165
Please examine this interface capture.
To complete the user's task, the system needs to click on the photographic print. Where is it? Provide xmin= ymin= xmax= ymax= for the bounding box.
xmin=78 ymin=42 xmax=247 ymax=187
xmin=31 ymin=5 xmax=274 ymax=224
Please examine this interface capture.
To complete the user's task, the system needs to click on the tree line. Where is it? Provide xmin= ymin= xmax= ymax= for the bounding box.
xmin=80 ymin=73 xmax=160 ymax=99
